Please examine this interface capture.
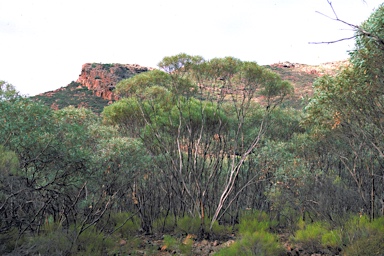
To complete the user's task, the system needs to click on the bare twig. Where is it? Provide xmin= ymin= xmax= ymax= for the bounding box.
xmin=309 ymin=35 xmax=356 ymax=44
xmin=310 ymin=0 xmax=384 ymax=47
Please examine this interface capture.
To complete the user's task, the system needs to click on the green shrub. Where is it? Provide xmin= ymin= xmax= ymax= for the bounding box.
xmin=163 ymin=234 xmax=179 ymax=251
xmin=211 ymin=220 xmax=233 ymax=239
xmin=215 ymin=230 xmax=284 ymax=256
xmin=343 ymin=235 xmax=384 ymax=256
xmin=110 ymin=212 xmax=141 ymax=238
xmin=160 ymin=234 xmax=194 ymax=255
xmin=152 ymin=214 xmax=176 ymax=233
xmin=76 ymin=226 xmax=115 ymax=255
xmin=215 ymin=211 xmax=284 ymax=256
xmin=291 ymin=215 xmax=384 ymax=255
xmin=118 ymin=236 xmax=142 ymax=253
xmin=321 ymin=229 xmax=343 ymax=248
xmin=343 ymin=215 xmax=384 ymax=243
xmin=180 ymin=235 xmax=194 ymax=255
xmin=238 ymin=210 xmax=277 ymax=233
xmin=343 ymin=215 xmax=384 ymax=256
xmin=13 ymin=227 xmax=72 ymax=255
xmin=293 ymin=221 xmax=328 ymax=252
xmin=176 ymin=215 xmax=203 ymax=235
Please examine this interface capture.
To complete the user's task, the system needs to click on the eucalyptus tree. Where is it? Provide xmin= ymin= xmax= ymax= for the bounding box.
xmin=304 ymin=4 xmax=384 ymax=220
xmin=104 ymin=53 xmax=293 ymax=236
xmin=0 ymin=81 xmax=19 ymax=100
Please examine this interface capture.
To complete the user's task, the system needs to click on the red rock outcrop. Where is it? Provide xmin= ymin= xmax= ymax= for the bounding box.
xmin=76 ymin=63 xmax=153 ymax=100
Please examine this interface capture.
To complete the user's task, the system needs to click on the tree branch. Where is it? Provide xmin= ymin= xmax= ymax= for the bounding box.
xmin=309 ymin=36 xmax=356 ymax=45
xmin=310 ymin=0 xmax=384 ymax=47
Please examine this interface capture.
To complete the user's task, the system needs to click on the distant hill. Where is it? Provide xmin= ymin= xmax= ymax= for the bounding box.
xmin=265 ymin=60 xmax=349 ymax=108
xmin=31 ymin=60 xmax=348 ymax=113
xmin=32 ymin=63 xmax=153 ymax=114
xmin=32 ymin=81 xmax=111 ymax=114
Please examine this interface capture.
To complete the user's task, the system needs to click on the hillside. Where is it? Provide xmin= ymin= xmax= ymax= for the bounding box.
xmin=32 ymin=63 xmax=153 ymax=114
xmin=266 ymin=60 xmax=349 ymax=108
xmin=31 ymin=60 xmax=348 ymax=113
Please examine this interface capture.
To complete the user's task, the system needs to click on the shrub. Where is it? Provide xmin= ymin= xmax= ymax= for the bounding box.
xmin=152 ymin=214 xmax=176 ymax=233
xmin=76 ymin=226 xmax=115 ymax=255
xmin=215 ymin=230 xmax=284 ymax=256
xmin=12 ymin=226 xmax=72 ymax=255
xmin=215 ymin=210 xmax=284 ymax=256
xmin=321 ymin=229 xmax=343 ymax=248
xmin=292 ymin=221 xmax=328 ymax=252
xmin=163 ymin=234 xmax=179 ymax=251
xmin=110 ymin=212 xmax=141 ymax=238
xmin=238 ymin=210 xmax=278 ymax=233
xmin=180 ymin=234 xmax=194 ymax=254
xmin=343 ymin=215 xmax=384 ymax=256
xmin=211 ymin=220 xmax=233 ymax=239
xmin=176 ymin=215 xmax=203 ymax=235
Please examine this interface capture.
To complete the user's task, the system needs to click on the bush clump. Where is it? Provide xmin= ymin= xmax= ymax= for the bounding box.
xmin=292 ymin=220 xmax=329 ymax=252
xmin=343 ymin=215 xmax=384 ymax=256
xmin=215 ymin=210 xmax=284 ymax=256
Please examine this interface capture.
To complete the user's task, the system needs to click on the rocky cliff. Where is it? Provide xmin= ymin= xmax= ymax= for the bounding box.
xmin=76 ymin=63 xmax=153 ymax=101
xmin=33 ymin=60 xmax=348 ymax=113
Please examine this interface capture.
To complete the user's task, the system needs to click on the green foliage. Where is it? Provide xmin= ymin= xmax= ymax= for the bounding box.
xmin=215 ymin=211 xmax=283 ymax=256
xmin=20 ymin=224 xmax=116 ymax=255
xmin=170 ymin=97 xmax=228 ymax=134
xmin=210 ymin=220 xmax=233 ymax=238
xmin=152 ymin=214 xmax=176 ymax=233
xmin=344 ymin=235 xmax=384 ymax=256
xmin=174 ymin=215 xmax=231 ymax=238
xmin=163 ymin=234 xmax=179 ymax=251
xmin=21 ymin=229 xmax=72 ymax=255
xmin=291 ymin=215 xmax=384 ymax=254
xmin=108 ymin=212 xmax=141 ymax=238
xmin=0 ymin=145 xmax=19 ymax=175
xmin=176 ymin=215 xmax=203 ymax=235
xmin=180 ymin=236 xmax=194 ymax=255
xmin=258 ymin=69 xmax=293 ymax=104
xmin=342 ymin=215 xmax=384 ymax=255
xmin=293 ymin=220 xmax=329 ymax=252
xmin=351 ymin=3 xmax=384 ymax=77
xmin=76 ymin=226 xmax=115 ymax=255
xmin=238 ymin=210 xmax=277 ymax=234
xmin=0 ymin=80 xmax=19 ymax=100
xmin=115 ymin=69 xmax=172 ymax=97
xmin=301 ymin=5 xmax=384 ymax=224
xmin=264 ymin=107 xmax=304 ymax=141
xmin=103 ymin=97 xmax=142 ymax=126
xmin=321 ymin=229 xmax=342 ymax=248
xmin=295 ymin=219 xmax=343 ymax=250
xmin=160 ymin=234 xmax=194 ymax=255
xmin=215 ymin=231 xmax=284 ymax=256
xmin=158 ymin=52 xmax=204 ymax=73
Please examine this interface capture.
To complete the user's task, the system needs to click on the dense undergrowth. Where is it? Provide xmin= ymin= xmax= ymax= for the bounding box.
xmin=2 ymin=210 xmax=383 ymax=255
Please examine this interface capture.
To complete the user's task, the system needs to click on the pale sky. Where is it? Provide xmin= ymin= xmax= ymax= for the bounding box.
xmin=0 ymin=0 xmax=382 ymax=96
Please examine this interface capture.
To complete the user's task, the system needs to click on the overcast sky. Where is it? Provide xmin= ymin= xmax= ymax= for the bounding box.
xmin=0 ymin=0 xmax=382 ymax=96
